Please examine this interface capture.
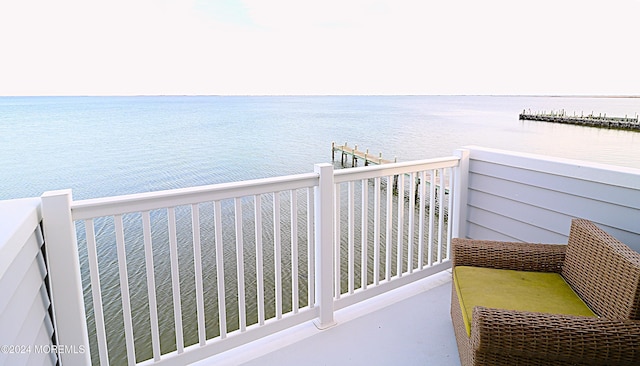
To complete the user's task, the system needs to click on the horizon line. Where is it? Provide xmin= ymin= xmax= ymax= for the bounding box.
xmin=1 ymin=94 xmax=639 ymax=98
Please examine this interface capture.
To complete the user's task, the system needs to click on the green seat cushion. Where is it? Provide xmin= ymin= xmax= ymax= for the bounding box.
xmin=453 ymin=266 xmax=597 ymax=336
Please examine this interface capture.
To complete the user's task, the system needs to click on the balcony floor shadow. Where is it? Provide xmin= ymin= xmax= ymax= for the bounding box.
xmin=196 ymin=270 xmax=460 ymax=366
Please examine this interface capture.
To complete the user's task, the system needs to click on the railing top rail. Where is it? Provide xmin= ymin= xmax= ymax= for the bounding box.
xmin=333 ymin=156 xmax=460 ymax=183
xmin=71 ymin=172 xmax=319 ymax=220
xmin=70 ymin=156 xmax=460 ymax=220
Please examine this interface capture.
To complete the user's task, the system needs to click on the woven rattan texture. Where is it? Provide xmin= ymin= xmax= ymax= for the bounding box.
xmin=562 ymin=219 xmax=640 ymax=320
xmin=452 ymin=239 xmax=566 ymax=273
xmin=472 ymin=307 xmax=640 ymax=365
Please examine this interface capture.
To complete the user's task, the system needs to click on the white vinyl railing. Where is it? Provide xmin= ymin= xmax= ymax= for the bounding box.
xmin=331 ymin=157 xmax=458 ymax=311
xmin=40 ymin=155 xmax=462 ymax=366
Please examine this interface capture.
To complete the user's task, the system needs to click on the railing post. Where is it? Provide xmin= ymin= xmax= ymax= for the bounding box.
xmin=452 ymin=149 xmax=470 ymax=239
xmin=41 ymin=190 xmax=91 ymax=365
xmin=313 ymin=163 xmax=337 ymax=329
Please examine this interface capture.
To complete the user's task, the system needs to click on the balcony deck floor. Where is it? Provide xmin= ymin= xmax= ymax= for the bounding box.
xmin=195 ymin=270 xmax=460 ymax=366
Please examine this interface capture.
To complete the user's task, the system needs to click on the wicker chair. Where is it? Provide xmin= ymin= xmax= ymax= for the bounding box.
xmin=451 ymin=219 xmax=640 ymax=366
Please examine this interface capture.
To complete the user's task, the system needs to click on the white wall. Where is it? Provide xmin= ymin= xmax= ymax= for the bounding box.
xmin=458 ymin=146 xmax=640 ymax=252
xmin=0 ymin=199 xmax=57 ymax=366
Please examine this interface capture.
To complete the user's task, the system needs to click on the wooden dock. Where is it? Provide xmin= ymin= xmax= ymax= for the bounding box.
xmin=330 ymin=142 xmax=450 ymax=196
xmin=519 ymin=110 xmax=640 ymax=131
xmin=332 ymin=142 xmax=396 ymax=167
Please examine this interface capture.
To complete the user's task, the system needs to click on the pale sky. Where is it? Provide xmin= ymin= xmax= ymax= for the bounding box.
xmin=1 ymin=0 xmax=638 ymax=96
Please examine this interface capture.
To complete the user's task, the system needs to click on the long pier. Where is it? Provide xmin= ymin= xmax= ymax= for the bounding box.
xmin=519 ymin=110 xmax=640 ymax=131
xmin=332 ymin=142 xmax=396 ymax=167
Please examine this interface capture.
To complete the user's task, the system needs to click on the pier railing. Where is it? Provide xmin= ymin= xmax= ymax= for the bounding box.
xmin=40 ymin=154 xmax=464 ymax=366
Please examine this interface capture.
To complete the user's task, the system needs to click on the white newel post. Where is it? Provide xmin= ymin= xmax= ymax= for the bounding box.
xmin=452 ymin=149 xmax=470 ymax=239
xmin=41 ymin=190 xmax=92 ymax=366
xmin=313 ymin=163 xmax=337 ymax=329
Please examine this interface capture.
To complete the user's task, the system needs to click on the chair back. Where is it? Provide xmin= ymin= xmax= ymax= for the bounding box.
xmin=561 ymin=219 xmax=640 ymax=320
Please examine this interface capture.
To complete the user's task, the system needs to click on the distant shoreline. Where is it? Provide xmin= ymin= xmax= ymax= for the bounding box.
xmin=1 ymin=94 xmax=639 ymax=98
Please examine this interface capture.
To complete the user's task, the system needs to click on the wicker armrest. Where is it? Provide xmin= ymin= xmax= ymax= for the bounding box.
xmin=452 ymin=238 xmax=566 ymax=272
xmin=472 ymin=307 xmax=640 ymax=364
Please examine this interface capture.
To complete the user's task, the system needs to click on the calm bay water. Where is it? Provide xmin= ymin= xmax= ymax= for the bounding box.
xmin=3 ymin=96 xmax=640 ymax=364
xmin=2 ymin=95 xmax=640 ymax=201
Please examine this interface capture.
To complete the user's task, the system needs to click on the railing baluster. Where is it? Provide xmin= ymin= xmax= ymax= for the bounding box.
xmin=290 ymin=190 xmax=299 ymax=313
xmin=373 ymin=177 xmax=381 ymax=286
xmin=191 ymin=205 xmax=206 ymax=345
xmin=361 ymin=179 xmax=368 ymax=290
xmin=254 ymin=195 xmax=265 ymax=325
xmin=334 ymin=184 xmax=341 ymax=298
xmin=213 ymin=201 xmax=227 ymax=339
xmin=447 ymin=168 xmax=454 ymax=260
xmin=348 ymin=181 xmax=355 ymax=294
xmin=85 ymin=219 xmax=109 ymax=366
xmin=396 ymin=174 xmax=404 ymax=277
xmin=273 ymin=192 xmax=282 ymax=319
xmin=114 ymin=214 xmax=136 ymax=365
xmin=408 ymin=173 xmax=415 ymax=273
xmin=167 ymin=208 xmax=184 ymax=353
xmin=438 ymin=168 xmax=445 ymax=263
xmin=418 ymin=171 xmax=426 ymax=270
xmin=142 ymin=212 xmax=161 ymax=361
xmin=385 ymin=175 xmax=392 ymax=281
xmin=428 ymin=169 xmax=436 ymax=266
xmin=235 ymin=198 xmax=247 ymax=331
xmin=307 ymin=187 xmax=315 ymax=308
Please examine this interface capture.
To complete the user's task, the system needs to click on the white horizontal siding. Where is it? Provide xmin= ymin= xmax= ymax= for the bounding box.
xmin=0 ymin=199 xmax=56 ymax=366
xmin=460 ymin=146 xmax=640 ymax=251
